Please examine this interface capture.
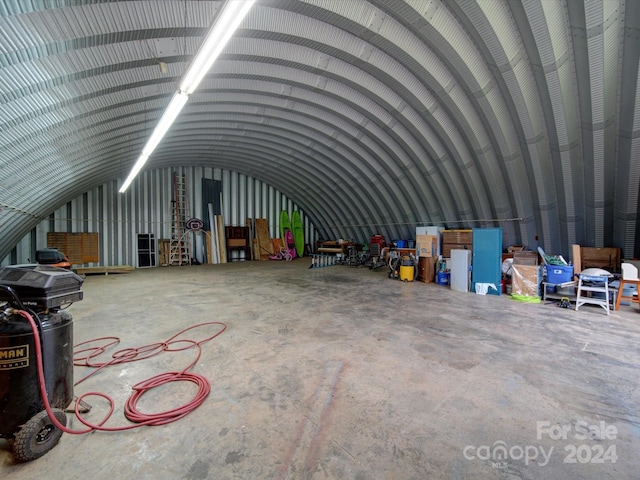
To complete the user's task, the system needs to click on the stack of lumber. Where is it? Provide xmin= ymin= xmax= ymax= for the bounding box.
xmin=252 ymin=218 xmax=274 ymax=260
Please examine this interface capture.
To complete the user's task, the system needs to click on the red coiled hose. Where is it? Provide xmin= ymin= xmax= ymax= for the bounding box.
xmin=17 ymin=309 xmax=226 ymax=434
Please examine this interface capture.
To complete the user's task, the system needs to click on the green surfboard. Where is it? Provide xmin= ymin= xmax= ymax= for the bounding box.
xmin=291 ymin=210 xmax=304 ymax=257
xmin=279 ymin=210 xmax=291 ymax=244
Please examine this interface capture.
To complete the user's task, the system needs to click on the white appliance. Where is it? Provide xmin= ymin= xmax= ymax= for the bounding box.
xmin=450 ymin=249 xmax=471 ymax=292
xmin=415 ymin=225 xmax=444 ymax=256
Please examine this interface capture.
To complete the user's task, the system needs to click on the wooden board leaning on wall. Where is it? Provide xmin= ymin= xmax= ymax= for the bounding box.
xmin=47 ymin=232 xmax=99 ymax=265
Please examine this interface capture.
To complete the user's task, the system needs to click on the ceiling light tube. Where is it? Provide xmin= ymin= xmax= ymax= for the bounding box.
xmin=141 ymin=91 xmax=188 ymax=158
xmin=180 ymin=0 xmax=256 ymax=95
xmin=119 ymin=91 xmax=188 ymax=193
xmin=119 ymin=0 xmax=255 ymax=193
xmin=119 ymin=154 xmax=149 ymax=193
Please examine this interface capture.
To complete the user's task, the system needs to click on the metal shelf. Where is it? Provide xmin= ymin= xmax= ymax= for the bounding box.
xmin=542 ymin=282 xmax=576 ymax=304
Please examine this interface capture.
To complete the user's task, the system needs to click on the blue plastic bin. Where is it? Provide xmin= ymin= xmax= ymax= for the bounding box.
xmin=437 ymin=271 xmax=450 ymax=285
xmin=545 ymin=264 xmax=574 ymax=284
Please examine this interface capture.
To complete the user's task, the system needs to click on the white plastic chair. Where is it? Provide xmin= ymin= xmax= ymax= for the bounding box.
xmin=622 ymin=263 xmax=638 ymax=280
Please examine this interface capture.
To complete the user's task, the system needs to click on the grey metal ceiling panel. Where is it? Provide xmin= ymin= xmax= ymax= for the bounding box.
xmin=1 ymin=0 xmax=640 ymax=260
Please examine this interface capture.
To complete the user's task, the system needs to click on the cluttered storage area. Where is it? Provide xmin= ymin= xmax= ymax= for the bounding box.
xmin=309 ymin=227 xmax=639 ymax=316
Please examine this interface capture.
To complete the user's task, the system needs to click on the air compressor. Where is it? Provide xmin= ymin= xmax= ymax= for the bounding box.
xmin=0 ymin=265 xmax=84 ymax=462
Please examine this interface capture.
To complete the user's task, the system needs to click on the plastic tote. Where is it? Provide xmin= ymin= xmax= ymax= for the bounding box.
xmin=545 ymin=264 xmax=574 ymax=284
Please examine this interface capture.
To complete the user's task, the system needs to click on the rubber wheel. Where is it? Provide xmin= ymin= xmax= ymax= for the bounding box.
xmin=13 ymin=409 xmax=67 ymax=462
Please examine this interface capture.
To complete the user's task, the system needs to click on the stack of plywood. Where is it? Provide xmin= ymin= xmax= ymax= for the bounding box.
xmin=253 ymin=218 xmax=273 ymax=260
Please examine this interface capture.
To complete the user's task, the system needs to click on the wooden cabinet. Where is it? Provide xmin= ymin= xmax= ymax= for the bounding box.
xmin=225 ymin=226 xmax=251 ymax=262
xmin=417 ymin=256 xmax=436 ymax=283
xmin=442 ymin=229 xmax=473 ymax=257
xmin=442 ymin=230 xmax=473 ymax=244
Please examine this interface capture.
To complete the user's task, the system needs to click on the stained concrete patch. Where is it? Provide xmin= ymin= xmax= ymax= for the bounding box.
xmin=225 ymin=450 xmax=245 ymax=465
xmin=183 ymin=460 xmax=210 ymax=480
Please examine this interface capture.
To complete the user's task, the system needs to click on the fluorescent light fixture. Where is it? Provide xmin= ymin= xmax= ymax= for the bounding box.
xmin=119 ymin=154 xmax=149 ymax=193
xmin=119 ymin=0 xmax=256 ymax=193
xmin=181 ymin=0 xmax=256 ymax=95
xmin=142 ymin=91 xmax=188 ymax=158
xmin=119 ymin=91 xmax=188 ymax=193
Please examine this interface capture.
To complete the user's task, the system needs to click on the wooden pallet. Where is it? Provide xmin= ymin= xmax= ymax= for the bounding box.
xmin=74 ymin=265 xmax=134 ymax=275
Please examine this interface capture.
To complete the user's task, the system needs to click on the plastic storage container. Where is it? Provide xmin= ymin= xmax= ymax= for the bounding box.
xmin=437 ymin=271 xmax=450 ymax=285
xmin=545 ymin=264 xmax=574 ymax=284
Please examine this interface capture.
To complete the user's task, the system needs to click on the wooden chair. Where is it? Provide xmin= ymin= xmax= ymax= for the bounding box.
xmin=614 ymin=263 xmax=640 ymax=311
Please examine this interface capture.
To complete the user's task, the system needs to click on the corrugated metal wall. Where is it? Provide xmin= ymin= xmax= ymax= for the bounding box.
xmin=2 ymin=166 xmax=317 ymax=267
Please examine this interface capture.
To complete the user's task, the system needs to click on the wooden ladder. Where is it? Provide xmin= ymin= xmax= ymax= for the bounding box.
xmin=169 ymin=173 xmax=191 ymax=266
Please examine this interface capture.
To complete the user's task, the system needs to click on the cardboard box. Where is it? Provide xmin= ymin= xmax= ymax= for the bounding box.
xmin=416 ymin=234 xmax=437 ymax=257
xmin=512 ymin=264 xmax=541 ymax=297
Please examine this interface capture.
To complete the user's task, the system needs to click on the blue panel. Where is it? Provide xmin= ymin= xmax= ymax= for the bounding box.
xmin=472 ymin=228 xmax=503 ymax=296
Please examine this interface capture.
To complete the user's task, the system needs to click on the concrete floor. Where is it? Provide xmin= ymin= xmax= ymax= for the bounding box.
xmin=2 ymin=259 xmax=639 ymax=479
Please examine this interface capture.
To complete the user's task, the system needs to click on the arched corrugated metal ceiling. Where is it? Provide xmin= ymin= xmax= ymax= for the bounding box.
xmin=1 ymin=0 xmax=639 ymax=260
